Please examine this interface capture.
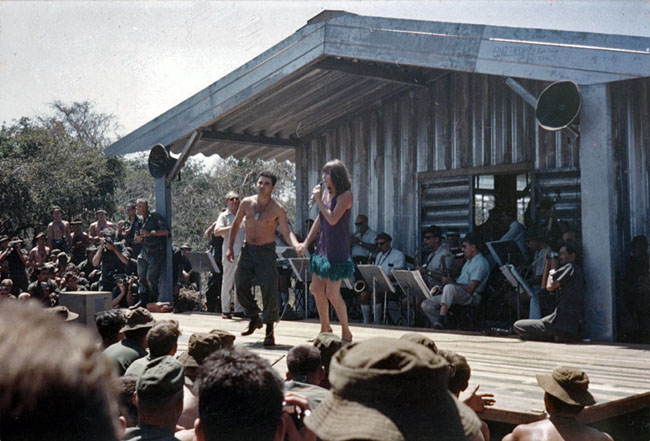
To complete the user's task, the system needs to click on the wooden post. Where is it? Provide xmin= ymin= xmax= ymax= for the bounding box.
xmin=155 ymin=176 xmax=173 ymax=303
xmin=579 ymin=83 xmax=616 ymax=341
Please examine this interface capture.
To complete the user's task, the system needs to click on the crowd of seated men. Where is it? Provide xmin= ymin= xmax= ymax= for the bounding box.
xmin=0 ymin=300 xmax=616 ymax=441
xmin=0 ymin=202 xmax=199 ymax=312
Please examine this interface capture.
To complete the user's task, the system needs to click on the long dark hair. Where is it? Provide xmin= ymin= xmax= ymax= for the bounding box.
xmin=322 ymin=159 xmax=351 ymax=195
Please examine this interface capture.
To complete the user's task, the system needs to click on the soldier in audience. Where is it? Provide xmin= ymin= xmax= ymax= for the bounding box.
xmin=89 ymin=209 xmax=115 ymax=244
xmin=46 ymin=205 xmax=71 ymax=251
xmin=195 ymin=346 xmax=314 ymax=441
xmin=104 ymin=307 xmax=155 ymax=376
xmin=0 ymin=302 xmax=121 ymax=441
xmin=124 ymin=356 xmax=185 ymax=441
xmin=96 ymin=309 xmax=127 ymax=349
xmin=125 ymin=320 xmax=181 ymax=377
xmin=305 ymin=337 xmax=484 ymax=441
xmin=503 ymin=367 xmax=613 ymax=441
xmin=285 ymin=344 xmax=329 ymax=410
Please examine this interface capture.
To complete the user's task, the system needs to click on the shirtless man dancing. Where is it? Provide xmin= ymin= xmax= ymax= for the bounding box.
xmin=226 ymin=171 xmax=301 ymax=346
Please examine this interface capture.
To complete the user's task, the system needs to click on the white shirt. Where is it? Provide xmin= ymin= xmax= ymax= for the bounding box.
xmin=424 ymin=245 xmax=452 ymax=274
xmin=217 ymin=209 xmax=244 ymax=257
xmin=374 ymin=247 xmax=406 ymax=276
xmin=351 ymin=228 xmax=378 ymax=258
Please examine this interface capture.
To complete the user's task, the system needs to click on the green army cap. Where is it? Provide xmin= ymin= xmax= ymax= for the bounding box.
xmin=136 ymin=355 xmax=185 ymax=400
xmin=178 ymin=330 xmax=235 ymax=368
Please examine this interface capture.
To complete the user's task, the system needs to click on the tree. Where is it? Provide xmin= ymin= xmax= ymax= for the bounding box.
xmin=0 ymin=102 xmax=124 ymax=238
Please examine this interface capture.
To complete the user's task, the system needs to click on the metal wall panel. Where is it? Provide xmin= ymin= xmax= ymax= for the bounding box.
xmin=297 ymin=71 xmax=581 ymax=255
xmin=611 ymin=78 xmax=650 ymax=254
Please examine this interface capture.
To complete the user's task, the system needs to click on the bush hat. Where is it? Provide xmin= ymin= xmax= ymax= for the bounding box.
xmin=137 ymin=355 xmax=185 ymax=400
xmin=120 ymin=307 xmax=156 ymax=332
xmin=0 ymin=235 xmax=9 ymax=243
xmin=536 ymin=367 xmax=596 ymax=406
xmin=49 ymin=305 xmax=79 ymax=322
xmin=305 ymin=337 xmax=481 ymax=441
xmin=35 ymin=232 xmax=46 ymax=240
xmin=70 ymin=219 xmax=83 ymax=226
xmin=178 ymin=330 xmax=235 ymax=368
xmin=399 ymin=333 xmax=438 ymax=354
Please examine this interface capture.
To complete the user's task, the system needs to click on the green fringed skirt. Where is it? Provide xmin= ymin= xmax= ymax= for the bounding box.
xmin=310 ymin=254 xmax=354 ymax=282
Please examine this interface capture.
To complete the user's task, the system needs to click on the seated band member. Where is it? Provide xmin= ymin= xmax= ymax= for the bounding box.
xmin=359 ymin=232 xmax=405 ymax=325
xmin=350 ymin=214 xmax=377 ymax=264
xmin=406 ymin=225 xmax=452 ymax=325
xmin=513 ymin=243 xmax=585 ymax=342
xmin=421 ymin=233 xmax=490 ymax=329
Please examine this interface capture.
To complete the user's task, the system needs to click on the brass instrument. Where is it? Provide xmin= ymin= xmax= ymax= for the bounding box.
xmin=430 ymin=285 xmax=440 ymax=296
xmin=353 ymin=280 xmax=366 ymax=293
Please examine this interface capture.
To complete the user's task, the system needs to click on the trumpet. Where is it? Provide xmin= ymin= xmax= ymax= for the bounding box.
xmin=353 ymin=280 xmax=366 ymax=293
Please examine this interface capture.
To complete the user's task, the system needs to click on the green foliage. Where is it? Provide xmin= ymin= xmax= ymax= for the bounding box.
xmin=0 ymin=102 xmax=124 ymax=236
xmin=113 ymin=155 xmax=295 ymax=251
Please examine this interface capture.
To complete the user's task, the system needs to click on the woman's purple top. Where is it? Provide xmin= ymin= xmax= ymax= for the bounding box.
xmin=316 ymin=193 xmax=351 ymax=264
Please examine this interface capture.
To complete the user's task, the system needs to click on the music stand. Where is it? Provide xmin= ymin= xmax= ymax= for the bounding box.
xmin=393 ymin=270 xmax=431 ymax=327
xmin=289 ymin=258 xmax=312 ymax=320
xmin=486 ymin=240 xmax=529 ymax=267
xmin=187 ymin=252 xmax=220 ymax=310
xmin=357 ymin=265 xmax=394 ymax=324
xmin=500 ymin=264 xmax=534 ymax=323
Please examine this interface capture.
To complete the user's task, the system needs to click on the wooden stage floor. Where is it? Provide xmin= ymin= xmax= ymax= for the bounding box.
xmin=154 ymin=312 xmax=650 ymax=426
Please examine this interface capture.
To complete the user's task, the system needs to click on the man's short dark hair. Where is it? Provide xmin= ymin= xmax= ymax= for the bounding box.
xmin=561 ymin=243 xmax=579 ymax=258
xmin=376 ymin=232 xmax=392 ymax=243
xmin=462 ymin=232 xmax=481 ymax=248
xmin=258 ymin=171 xmax=278 ymax=186
xmin=0 ymin=303 xmax=120 ymax=441
xmin=440 ymin=350 xmax=471 ymax=395
xmin=146 ymin=320 xmax=181 ymax=358
xmin=197 ymin=347 xmax=284 ymax=441
xmin=118 ymin=375 xmax=139 ymax=427
xmin=287 ymin=344 xmax=322 ymax=378
xmin=545 ymin=392 xmax=584 ymax=415
xmin=423 ymin=225 xmax=443 ymax=239
xmin=95 ymin=309 xmax=126 ymax=341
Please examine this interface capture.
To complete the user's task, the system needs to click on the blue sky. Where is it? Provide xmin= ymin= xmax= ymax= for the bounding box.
xmin=1 ymin=1 xmax=648 ymax=140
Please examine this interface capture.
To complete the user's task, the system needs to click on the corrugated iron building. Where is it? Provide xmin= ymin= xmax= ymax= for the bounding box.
xmin=106 ymin=11 xmax=650 ymax=341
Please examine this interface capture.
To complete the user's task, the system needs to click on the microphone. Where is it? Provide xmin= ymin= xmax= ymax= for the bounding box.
xmin=309 ymin=182 xmax=323 ymax=209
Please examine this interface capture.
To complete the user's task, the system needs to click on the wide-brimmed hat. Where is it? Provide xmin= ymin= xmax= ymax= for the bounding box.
xmin=49 ymin=305 xmax=79 ymax=322
xmin=180 ymin=244 xmax=191 ymax=250
xmin=0 ymin=235 xmax=9 ymax=243
xmin=35 ymin=232 xmax=46 ymax=240
xmin=120 ymin=307 xmax=156 ymax=332
xmin=536 ymin=367 xmax=596 ymax=406
xmin=305 ymin=337 xmax=481 ymax=441
xmin=399 ymin=333 xmax=438 ymax=354
xmin=178 ymin=330 xmax=235 ymax=368
xmin=70 ymin=218 xmax=83 ymax=226
xmin=96 ymin=209 xmax=107 ymax=214
xmin=51 ymin=205 xmax=63 ymax=214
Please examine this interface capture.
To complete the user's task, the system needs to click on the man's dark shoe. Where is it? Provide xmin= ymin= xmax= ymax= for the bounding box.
xmin=263 ymin=323 xmax=275 ymax=346
xmin=433 ymin=316 xmax=447 ymax=330
xmin=241 ymin=316 xmax=262 ymax=336
xmin=222 ymin=312 xmax=233 ymax=319
xmin=263 ymin=334 xmax=276 ymax=346
xmin=232 ymin=312 xmax=245 ymax=318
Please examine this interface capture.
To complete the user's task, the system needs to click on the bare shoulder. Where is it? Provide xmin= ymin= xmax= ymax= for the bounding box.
xmin=271 ymin=199 xmax=287 ymax=213
xmin=241 ymin=196 xmax=255 ymax=205
xmin=337 ymin=191 xmax=353 ymax=207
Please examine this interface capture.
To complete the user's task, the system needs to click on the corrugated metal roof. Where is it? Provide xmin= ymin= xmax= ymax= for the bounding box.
xmin=105 ymin=11 xmax=650 ymax=161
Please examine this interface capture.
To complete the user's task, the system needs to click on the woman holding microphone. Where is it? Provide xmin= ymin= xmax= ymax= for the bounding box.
xmin=298 ymin=159 xmax=354 ymax=343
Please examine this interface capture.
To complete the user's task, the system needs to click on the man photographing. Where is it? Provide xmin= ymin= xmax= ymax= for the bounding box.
xmin=226 ymin=171 xmax=301 ymax=346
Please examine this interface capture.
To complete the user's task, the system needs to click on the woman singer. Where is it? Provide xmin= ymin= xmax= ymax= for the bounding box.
xmin=298 ymin=159 xmax=354 ymax=343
